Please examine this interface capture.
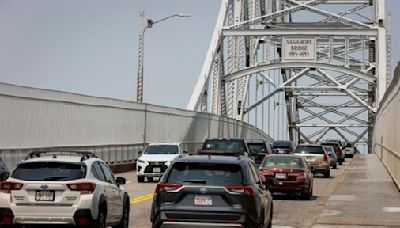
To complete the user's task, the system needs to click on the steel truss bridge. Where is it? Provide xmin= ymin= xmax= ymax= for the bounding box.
xmin=188 ymin=0 xmax=389 ymax=153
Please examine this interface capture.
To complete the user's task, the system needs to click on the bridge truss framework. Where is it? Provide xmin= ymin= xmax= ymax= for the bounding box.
xmin=188 ymin=0 xmax=388 ymax=152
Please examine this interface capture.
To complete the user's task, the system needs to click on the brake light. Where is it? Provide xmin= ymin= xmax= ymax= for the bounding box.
xmin=67 ymin=182 xmax=96 ymax=194
xmin=156 ymin=183 xmax=183 ymax=193
xmin=0 ymin=216 xmax=12 ymax=224
xmin=259 ymin=169 xmax=274 ymax=177
xmin=323 ymin=153 xmax=329 ymax=162
xmin=0 ymin=182 xmax=23 ymax=193
xmin=225 ymin=185 xmax=255 ymax=196
xmin=288 ymin=171 xmax=306 ymax=179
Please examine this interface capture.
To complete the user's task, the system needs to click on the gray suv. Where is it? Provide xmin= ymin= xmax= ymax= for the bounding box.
xmin=151 ymin=155 xmax=273 ymax=228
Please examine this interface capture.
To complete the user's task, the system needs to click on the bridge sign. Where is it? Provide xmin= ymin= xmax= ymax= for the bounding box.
xmin=282 ymin=37 xmax=316 ymax=62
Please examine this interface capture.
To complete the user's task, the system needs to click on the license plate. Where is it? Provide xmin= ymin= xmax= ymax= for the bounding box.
xmin=194 ymin=196 xmax=213 ymax=206
xmin=35 ymin=190 xmax=55 ymax=201
xmin=275 ymin=173 xmax=287 ymax=179
xmin=306 ymin=156 xmax=315 ymax=162
xmin=153 ymin=167 xmax=161 ymax=173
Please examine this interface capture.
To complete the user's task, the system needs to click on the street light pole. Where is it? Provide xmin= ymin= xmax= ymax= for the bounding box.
xmin=136 ymin=11 xmax=190 ymax=103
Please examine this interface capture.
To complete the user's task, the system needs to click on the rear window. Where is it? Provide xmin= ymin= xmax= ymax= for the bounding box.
xmin=248 ymin=143 xmax=266 ymax=154
xmin=145 ymin=145 xmax=179 ymax=155
xmin=203 ymin=140 xmax=246 ymax=152
xmin=167 ymin=163 xmax=243 ymax=186
xmin=12 ymin=162 xmax=86 ymax=181
xmin=295 ymin=146 xmax=325 ymax=154
xmin=272 ymin=141 xmax=293 ymax=149
xmin=260 ymin=156 xmax=304 ymax=168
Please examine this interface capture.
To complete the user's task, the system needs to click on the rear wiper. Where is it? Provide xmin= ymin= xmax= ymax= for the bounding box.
xmin=44 ymin=176 xmax=68 ymax=181
xmin=182 ymin=179 xmax=207 ymax=184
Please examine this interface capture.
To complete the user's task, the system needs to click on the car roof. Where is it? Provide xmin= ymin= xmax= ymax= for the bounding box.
xmin=296 ymin=144 xmax=323 ymax=147
xmin=265 ymin=154 xmax=304 ymax=158
xmin=149 ymin=142 xmax=180 ymax=146
xmin=173 ymin=155 xmax=252 ymax=166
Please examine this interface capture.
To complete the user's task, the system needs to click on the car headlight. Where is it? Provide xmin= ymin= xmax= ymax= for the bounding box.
xmin=137 ymin=159 xmax=145 ymax=164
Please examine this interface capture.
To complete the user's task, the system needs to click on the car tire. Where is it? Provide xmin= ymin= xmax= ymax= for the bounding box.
xmin=92 ymin=206 xmax=107 ymax=228
xmin=324 ymin=170 xmax=330 ymax=178
xmin=113 ymin=197 xmax=130 ymax=228
xmin=147 ymin=177 xmax=154 ymax=182
xmin=338 ymin=160 xmax=343 ymax=165
xmin=137 ymin=176 xmax=145 ymax=183
xmin=333 ymin=164 xmax=337 ymax=169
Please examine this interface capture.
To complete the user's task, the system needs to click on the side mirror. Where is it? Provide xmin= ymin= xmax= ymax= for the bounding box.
xmin=116 ymin=177 xmax=126 ymax=186
xmin=183 ymin=150 xmax=188 ymax=154
xmin=138 ymin=151 xmax=143 ymax=157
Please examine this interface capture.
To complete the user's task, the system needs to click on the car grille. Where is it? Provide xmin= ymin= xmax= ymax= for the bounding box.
xmin=144 ymin=162 xmax=168 ymax=173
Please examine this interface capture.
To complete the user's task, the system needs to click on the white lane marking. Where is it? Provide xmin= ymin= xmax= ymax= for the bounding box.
xmin=320 ymin=209 xmax=343 ymax=217
xmin=329 ymin=194 xmax=356 ymax=202
xmin=383 ymin=207 xmax=400 ymax=212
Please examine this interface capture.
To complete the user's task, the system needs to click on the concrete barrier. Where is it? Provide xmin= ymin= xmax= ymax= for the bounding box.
xmin=0 ymin=82 xmax=271 ymax=170
xmin=373 ymin=62 xmax=400 ymax=189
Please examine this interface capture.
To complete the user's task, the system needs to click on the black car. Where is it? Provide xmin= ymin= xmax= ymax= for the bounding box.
xmin=246 ymin=140 xmax=273 ymax=165
xmin=0 ymin=157 xmax=9 ymax=181
xmin=151 ymin=155 xmax=273 ymax=228
xmin=200 ymin=138 xmax=250 ymax=156
xmin=272 ymin=140 xmax=295 ymax=154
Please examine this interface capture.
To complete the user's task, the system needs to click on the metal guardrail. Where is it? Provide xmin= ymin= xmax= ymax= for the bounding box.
xmin=374 ymin=143 xmax=400 ymax=190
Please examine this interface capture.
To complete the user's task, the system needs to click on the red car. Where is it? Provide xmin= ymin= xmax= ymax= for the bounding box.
xmin=259 ymin=154 xmax=313 ymax=199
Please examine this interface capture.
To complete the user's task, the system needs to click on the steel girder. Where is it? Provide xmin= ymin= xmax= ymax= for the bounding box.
xmin=188 ymin=0 xmax=388 ymax=153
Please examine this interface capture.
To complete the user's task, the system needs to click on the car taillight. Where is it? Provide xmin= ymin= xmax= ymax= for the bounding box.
xmin=0 ymin=216 xmax=12 ymax=225
xmin=67 ymin=182 xmax=96 ymax=194
xmin=0 ymin=182 xmax=23 ymax=193
xmin=156 ymin=183 xmax=183 ymax=193
xmin=225 ymin=185 xmax=255 ymax=196
xmin=259 ymin=169 xmax=274 ymax=177
xmin=288 ymin=171 xmax=306 ymax=179
xmin=323 ymin=153 xmax=329 ymax=162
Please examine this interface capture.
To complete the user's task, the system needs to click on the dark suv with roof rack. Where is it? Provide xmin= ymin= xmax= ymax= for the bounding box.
xmin=199 ymin=138 xmax=250 ymax=157
xmin=151 ymin=154 xmax=273 ymax=228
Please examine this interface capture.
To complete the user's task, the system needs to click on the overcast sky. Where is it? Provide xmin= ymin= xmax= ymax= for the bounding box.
xmin=0 ymin=0 xmax=398 ymax=109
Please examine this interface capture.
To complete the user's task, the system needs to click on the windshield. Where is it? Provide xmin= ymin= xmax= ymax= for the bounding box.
xmin=145 ymin=145 xmax=179 ymax=155
xmin=202 ymin=140 xmax=246 ymax=152
xmin=12 ymin=162 xmax=86 ymax=181
xmin=248 ymin=143 xmax=266 ymax=154
xmin=260 ymin=156 xmax=304 ymax=169
xmin=295 ymin=146 xmax=325 ymax=154
xmin=167 ymin=163 xmax=243 ymax=186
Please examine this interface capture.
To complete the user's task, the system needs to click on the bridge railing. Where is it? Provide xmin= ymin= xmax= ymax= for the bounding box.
xmin=374 ymin=143 xmax=400 ymax=189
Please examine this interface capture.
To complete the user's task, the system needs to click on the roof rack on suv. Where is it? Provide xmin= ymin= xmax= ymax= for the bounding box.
xmin=25 ymin=151 xmax=98 ymax=161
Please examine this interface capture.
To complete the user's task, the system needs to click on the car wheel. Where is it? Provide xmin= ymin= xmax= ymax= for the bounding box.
xmin=338 ymin=160 xmax=343 ymax=165
xmin=113 ymin=197 xmax=130 ymax=228
xmin=333 ymin=164 xmax=337 ymax=169
xmin=324 ymin=170 xmax=330 ymax=178
xmin=137 ymin=176 xmax=145 ymax=183
xmin=92 ymin=207 xmax=106 ymax=228
xmin=147 ymin=177 xmax=153 ymax=182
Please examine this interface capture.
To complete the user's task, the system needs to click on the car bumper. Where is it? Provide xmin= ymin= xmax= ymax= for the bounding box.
xmin=137 ymin=164 xmax=167 ymax=177
xmin=161 ymin=222 xmax=242 ymax=228
xmin=308 ymin=164 xmax=330 ymax=173
xmin=0 ymin=193 xmax=95 ymax=225
xmin=155 ymin=210 xmax=255 ymax=228
xmin=270 ymin=181 xmax=309 ymax=193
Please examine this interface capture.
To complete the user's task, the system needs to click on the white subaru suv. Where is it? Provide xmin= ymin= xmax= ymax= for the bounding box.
xmin=136 ymin=143 xmax=185 ymax=182
xmin=0 ymin=151 xmax=130 ymax=228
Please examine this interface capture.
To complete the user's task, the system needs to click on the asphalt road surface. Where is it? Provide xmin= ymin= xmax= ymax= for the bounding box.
xmin=118 ymin=159 xmax=351 ymax=228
